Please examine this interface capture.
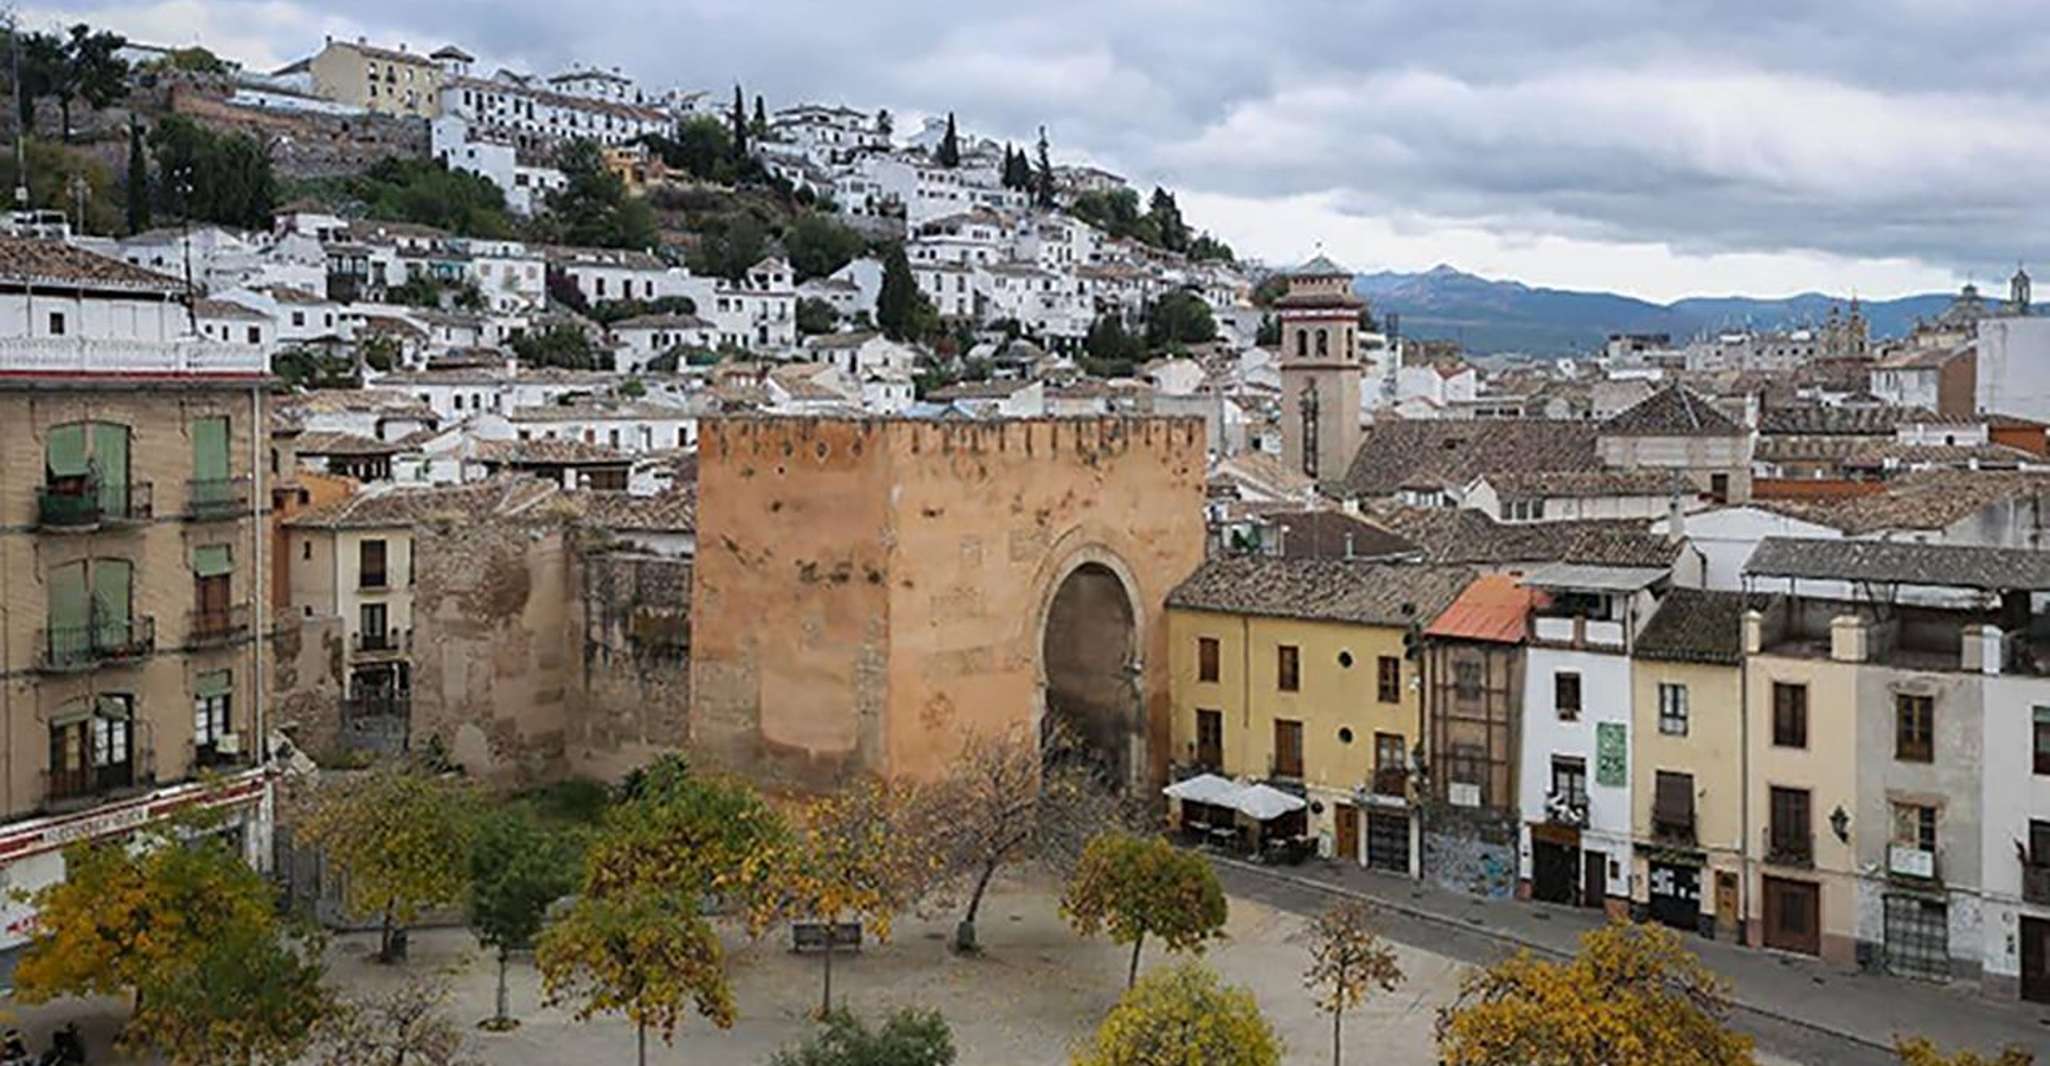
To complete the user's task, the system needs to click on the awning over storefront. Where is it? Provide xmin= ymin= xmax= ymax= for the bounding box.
xmin=1162 ymin=773 xmax=1240 ymax=807
xmin=1234 ymin=783 xmax=1308 ymax=821
xmin=1163 ymin=775 xmax=1309 ymax=822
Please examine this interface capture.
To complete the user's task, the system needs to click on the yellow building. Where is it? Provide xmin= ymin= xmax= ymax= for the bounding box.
xmin=1629 ymin=589 xmax=1750 ymax=941
xmin=1166 ymin=556 xmax=1472 ymax=869
xmin=299 ymin=37 xmax=446 ymax=119
xmin=1742 ymin=599 xmax=1864 ymax=964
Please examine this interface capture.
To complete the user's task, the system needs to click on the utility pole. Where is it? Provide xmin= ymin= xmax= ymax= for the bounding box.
xmin=66 ymin=171 xmax=84 ymax=234
xmin=8 ymin=6 xmax=26 ymax=209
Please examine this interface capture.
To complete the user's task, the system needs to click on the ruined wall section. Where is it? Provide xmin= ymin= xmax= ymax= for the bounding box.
xmin=409 ymin=512 xmax=574 ymax=784
xmin=883 ymin=418 xmax=1207 ymax=785
xmin=268 ymin=612 xmax=345 ymax=757
xmin=691 ymin=419 xmax=894 ymax=789
xmin=692 ymin=417 xmax=1207 ymax=792
xmin=565 ymin=548 xmax=693 ymax=782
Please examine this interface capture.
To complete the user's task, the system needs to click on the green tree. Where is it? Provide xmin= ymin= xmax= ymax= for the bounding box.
xmin=125 ymin=116 xmax=149 ymax=233
xmin=1061 ymin=832 xmax=1227 ymax=989
xmin=1034 ymin=126 xmax=1055 ymax=208
xmin=297 ymin=766 xmax=481 ymax=963
xmin=57 ymin=23 xmax=129 ymax=139
xmin=150 ymin=114 xmax=275 ymax=229
xmin=685 ymin=212 xmax=768 ymax=282
xmin=470 ymin=806 xmax=579 ymax=1030
xmin=730 ymin=84 xmax=749 ymax=161
xmin=584 ymin=754 xmax=788 ymax=905
xmin=1084 ymin=314 xmax=1142 ymax=366
xmin=1251 ymin=274 xmax=1289 ymax=307
xmin=275 ymin=346 xmax=360 ymax=388
xmin=618 ymin=377 xmax=648 ymax=398
xmin=543 ymin=138 xmax=657 ymax=249
xmin=1145 ymin=290 xmax=1217 ymax=349
xmin=876 ymin=243 xmax=935 ymax=342
xmin=643 ymin=117 xmax=733 ymax=183
xmin=1189 ymin=233 xmax=1234 ymax=263
xmin=797 ymin=297 xmax=840 ymax=336
xmin=1435 ymin=921 xmax=1754 ymax=1066
xmin=538 ymin=890 xmax=734 ymax=1066
xmin=0 ymin=138 xmax=118 ymax=234
xmin=1303 ymin=899 xmax=1404 ymax=1066
xmin=1073 ymin=963 xmax=1281 ymax=1066
xmin=132 ymin=917 xmax=331 ymax=1066
xmin=770 ymin=1008 xmax=955 ymax=1066
xmin=341 ymin=156 xmax=515 ymax=237
xmin=752 ymin=94 xmax=769 ymax=139
xmin=1147 ymin=186 xmax=1187 ymax=253
xmin=512 ymin=323 xmax=600 ymax=370
xmin=12 ymin=31 xmax=66 ymax=136
xmin=875 ymin=108 xmax=893 ymax=138
xmin=785 ymin=212 xmax=866 ymax=281
xmin=163 ymin=45 xmax=231 ymax=75
xmin=937 ymin=112 xmax=961 ymax=168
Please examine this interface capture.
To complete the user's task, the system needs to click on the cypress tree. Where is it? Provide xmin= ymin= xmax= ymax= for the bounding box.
xmin=937 ymin=111 xmax=960 ymax=168
xmin=125 ymin=116 xmax=150 ymax=235
xmin=1034 ymin=126 xmax=1055 ymax=209
xmin=730 ymin=84 xmax=748 ymax=161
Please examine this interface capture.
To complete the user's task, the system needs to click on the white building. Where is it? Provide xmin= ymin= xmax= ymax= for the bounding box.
xmin=706 ymin=258 xmax=796 ymax=352
xmin=610 ymin=313 xmax=716 ymax=371
xmin=1977 ymin=316 xmax=2050 ymax=423
xmin=802 ymin=330 xmax=916 ymax=378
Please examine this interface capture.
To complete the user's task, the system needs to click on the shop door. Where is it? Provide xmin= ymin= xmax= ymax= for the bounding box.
xmin=1582 ymin=850 xmax=1607 ymax=909
xmin=1648 ymin=862 xmax=1701 ymax=932
xmin=1532 ymin=839 xmax=1577 ymax=904
xmin=1762 ymin=876 xmax=1821 ymax=956
xmin=2020 ymin=917 xmax=2050 ymax=1004
xmin=1365 ymin=812 xmax=1408 ymax=874
xmin=1882 ymin=896 xmax=1949 ymax=982
xmin=1334 ymin=803 xmax=1359 ymax=863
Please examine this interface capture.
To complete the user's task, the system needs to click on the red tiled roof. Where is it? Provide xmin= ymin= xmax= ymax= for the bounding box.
xmin=1425 ymin=573 xmax=1546 ymax=644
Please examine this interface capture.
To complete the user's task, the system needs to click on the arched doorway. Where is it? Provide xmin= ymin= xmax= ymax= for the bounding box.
xmin=1039 ymin=560 xmax=1141 ymax=790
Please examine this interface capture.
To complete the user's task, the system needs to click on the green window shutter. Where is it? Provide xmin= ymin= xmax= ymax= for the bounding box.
xmin=46 ymin=424 xmax=87 ymax=477
xmin=89 ymin=422 xmax=130 ymax=486
xmin=192 ymin=545 xmax=232 ymax=576
xmin=192 ymin=416 xmax=229 ymax=482
xmin=47 ymin=562 xmax=88 ymax=632
xmin=92 ymin=560 xmax=133 ymax=635
xmin=195 ymin=670 xmax=231 ymax=698
xmin=48 ymin=698 xmax=93 ymax=728
xmin=94 ymin=694 xmax=133 ymax=720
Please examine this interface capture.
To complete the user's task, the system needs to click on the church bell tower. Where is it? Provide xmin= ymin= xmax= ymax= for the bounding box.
xmin=1276 ymin=255 xmax=1365 ymax=486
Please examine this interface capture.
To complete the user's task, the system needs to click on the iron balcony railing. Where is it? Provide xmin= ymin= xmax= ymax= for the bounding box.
xmin=36 ymin=480 xmax=153 ymax=529
xmin=185 ymin=476 xmax=252 ymax=519
xmin=187 ymin=604 xmax=252 ymax=647
xmin=352 ymin=629 xmax=411 ymax=655
xmin=37 ymin=616 xmax=157 ymax=671
xmin=1371 ymin=766 xmax=1409 ymax=798
xmin=1765 ymin=826 xmax=1814 ymax=868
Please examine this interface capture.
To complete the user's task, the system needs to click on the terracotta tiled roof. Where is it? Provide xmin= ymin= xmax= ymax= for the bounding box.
xmin=289 ymin=476 xmax=558 ymax=529
xmin=570 ymin=486 xmax=696 ymax=532
xmin=1745 ymin=536 xmax=2050 ymax=591
xmin=1167 ymin=557 xmax=1475 ymax=628
xmin=1756 ymin=471 xmax=2050 ymax=534
xmin=0 ymin=237 xmax=184 ymax=292
xmin=474 ymin=437 xmax=629 ymax=465
xmin=1424 ymin=573 xmax=1546 ymax=644
xmin=193 ymin=298 xmax=269 ymax=321
xmin=1600 ymin=385 xmax=1744 ymax=437
xmin=1260 ymin=510 xmax=1421 ymax=561
xmin=293 ymin=430 xmax=409 ymax=456
xmin=1364 ymin=506 xmax=1655 ymax=567
xmin=1341 ymin=420 xmax=1602 ymax=498
xmin=1479 ymin=470 xmax=1696 ymax=499
xmin=1634 ymin=589 xmax=1758 ymax=665
xmin=1757 ymin=405 xmax=1929 ymax=436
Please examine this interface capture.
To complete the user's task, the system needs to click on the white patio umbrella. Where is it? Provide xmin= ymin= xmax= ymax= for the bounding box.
xmin=1162 ymin=773 xmax=1242 ymax=807
xmin=1234 ymin=782 xmax=1308 ymax=822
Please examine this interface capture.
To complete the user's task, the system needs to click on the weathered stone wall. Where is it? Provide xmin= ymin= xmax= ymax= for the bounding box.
xmin=269 ymin=612 xmax=345 ymax=756
xmin=168 ymin=85 xmax=429 ymax=179
xmin=564 ymin=549 xmax=693 ymax=782
xmin=692 ymin=417 xmax=1208 ymax=792
xmin=408 ymin=511 xmax=574 ymax=784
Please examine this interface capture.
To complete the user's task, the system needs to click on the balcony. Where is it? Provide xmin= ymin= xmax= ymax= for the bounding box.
xmin=1371 ymin=766 xmax=1409 ymax=799
xmin=1652 ymin=810 xmax=1697 ymax=845
xmin=1765 ymin=828 xmax=1814 ymax=868
xmin=185 ymin=477 xmax=252 ymax=520
xmin=1544 ymin=791 xmax=1588 ymax=828
xmin=186 ymin=604 xmax=252 ymax=648
xmin=1532 ymin=615 xmax=1626 ymax=650
xmin=42 ymin=751 xmax=153 ymax=812
xmin=0 ymin=336 xmax=266 ymax=378
xmin=36 ymin=481 xmax=153 ymax=531
xmin=1266 ymin=756 xmax=1303 ymax=783
xmin=352 ymin=629 xmax=411 ymax=657
xmin=37 ymin=617 xmax=157 ymax=673
xmin=2023 ymin=860 xmax=2050 ymax=906
xmin=190 ymin=733 xmax=251 ymax=772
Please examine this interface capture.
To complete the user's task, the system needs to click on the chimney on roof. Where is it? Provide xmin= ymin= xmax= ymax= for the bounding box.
xmin=1665 ymin=489 xmax=1686 ymax=542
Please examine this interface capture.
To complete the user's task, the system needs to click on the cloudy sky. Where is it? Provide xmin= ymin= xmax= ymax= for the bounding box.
xmin=27 ymin=0 xmax=2047 ymax=302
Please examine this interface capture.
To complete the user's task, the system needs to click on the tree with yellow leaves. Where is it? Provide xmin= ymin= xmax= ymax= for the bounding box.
xmin=1303 ymin=898 xmax=1405 ymax=1066
xmin=1060 ymin=831 xmax=1228 ymax=989
xmin=1071 ymin=962 xmax=1282 ymax=1066
xmin=583 ymin=753 xmax=788 ymax=907
xmin=1434 ymin=920 xmax=1754 ymax=1066
xmin=537 ymin=889 xmax=735 ymax=1066
xmin=126 ymin=915 xmax=331 ymax=1066
xmin=1895 ymin=1036 xmax=2034 ymax=1066
xmin=751 ymin=776 xmax=943 ymax=1017
xmin=297 ymin=765 xmax=481 ymax=963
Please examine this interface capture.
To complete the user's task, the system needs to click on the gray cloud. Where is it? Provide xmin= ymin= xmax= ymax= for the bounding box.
xmin=42 ymin=0 xmax=2050 ymax=288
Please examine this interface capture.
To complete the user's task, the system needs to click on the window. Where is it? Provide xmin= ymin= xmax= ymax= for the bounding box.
xmin=1772 ymin=682 xmax=1808 ymax=748
xmin=1197 ymin=637 xmax=1220 ymax=683
xmin=1654 ymin=770 xmax=1695 ymax=836
xmin=360 ymin=603 xmax=388 ymax=649
xmin=2036 ymin=708 xmax=2050 ymax=776
xmin=1554 ymin=671 xmax=1582 ymax=721
xmin=1453 ymin=660 xmax=1482 ymax=700
xmin=47 ymin=311 xmax=64 ymax=336
xmin=1769 ymin=786 xmax=1812 ymax=862
xmin=1375 ymin=655 xmax=1401 ymax=703
xmin=1891 ymin=801 xmax=1936 ymax=852
xmin=359 ymin=539 xmax=388 ymax=588
xmin=1550 ymin=756 xmax=1587 ymax=809
xmin=1895 ymin=694 xmax=1934 ymax=762
xmin=1195 ymin=709 xmax=1223 ymax=769
xmin=1272 ymin=719 xmax=1304 ymax=778
xmin=245 ymin=325 xmax=260 ymax=344
xmin=2031 ymin=819 xmax=2050 ymax=865
xmin=1658 ymin=683 xmax=1689 ymax=736
xmin=194 ymin=671 xmax=231 ymax=749
xmin=1374 ymin=732 xmax=1405 ymax=772
xmin=1277 ymin=645 xmax=1300 ymax=692
xmin=301 ymin=542 xmax=312 ymax=561
xmin=1710 ymin=472 xmax=1730 ymax=504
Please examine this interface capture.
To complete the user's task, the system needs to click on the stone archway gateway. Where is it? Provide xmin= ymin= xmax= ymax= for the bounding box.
xmin=1037 ymin=554 xmax=1144 ymax=791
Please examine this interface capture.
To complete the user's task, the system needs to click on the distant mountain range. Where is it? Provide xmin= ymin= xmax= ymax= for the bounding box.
xmin=1350 ymin=264 xmax=1962 ymax=356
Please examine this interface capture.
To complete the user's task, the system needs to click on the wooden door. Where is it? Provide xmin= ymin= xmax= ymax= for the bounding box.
xmin=1715 ymin=871 xmax=1739 ymax=939
xmin=2023 ymin=917 xmax=2050 ymax=1004
xmin=1582 ymin=850 xmax=1607 ymax=909
xmin=1334 ymin=803 xmax=1359 ymax=863
xmin=1532 ymin=840 xmax=1577 ymax=904
xmin=1762 ymin=876 xmax=1821 ymax=956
